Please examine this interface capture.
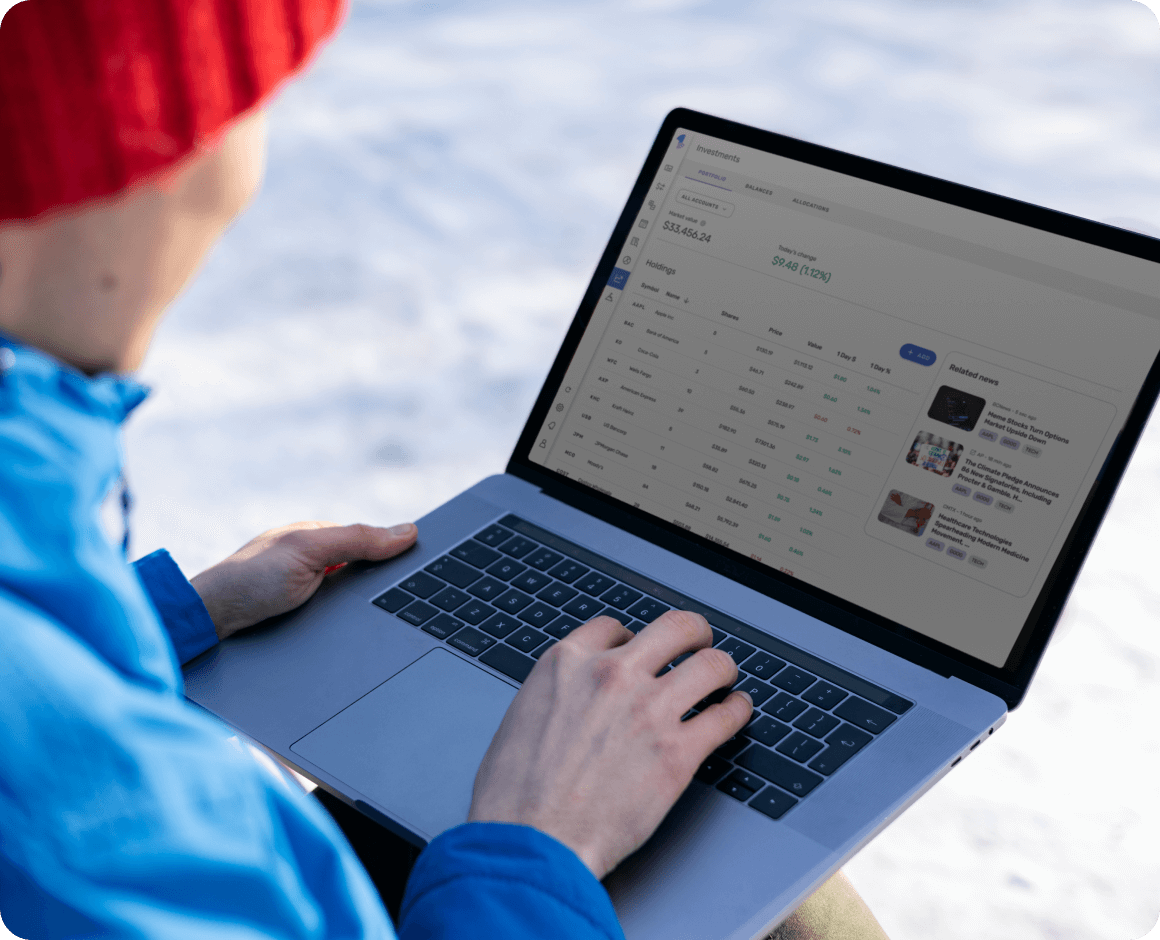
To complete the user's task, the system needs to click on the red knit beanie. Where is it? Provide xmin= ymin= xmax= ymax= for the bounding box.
xmin=0 ymin=0 xmax=346 ymax=221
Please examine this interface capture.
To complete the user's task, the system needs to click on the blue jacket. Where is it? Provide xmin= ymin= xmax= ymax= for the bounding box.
xmin=0 ymin=337 xmax=623 ymax=940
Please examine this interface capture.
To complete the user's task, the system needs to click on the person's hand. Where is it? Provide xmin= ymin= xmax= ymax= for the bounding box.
xmin=190 ymin=521 xmax=418 ymax=640
xmin=469 ymin=609 xmax=753 ymax=879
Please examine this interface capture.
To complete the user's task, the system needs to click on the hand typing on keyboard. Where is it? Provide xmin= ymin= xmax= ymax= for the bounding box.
xmin=468 ymin=609 xmax=753 ymax=879
xmin=378 ymin=518 xmax=912 ymax=828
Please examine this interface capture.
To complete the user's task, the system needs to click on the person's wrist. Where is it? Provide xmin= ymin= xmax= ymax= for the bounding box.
xmin=470 ymin=807 xmax=605 ymax=877
xmin=189 ymin=567 xmax=245 ymax=641
xmin=482 ymin=801 xmax=684 ymax=880
xmin=529 ymin=823 xmax=604 ymax=877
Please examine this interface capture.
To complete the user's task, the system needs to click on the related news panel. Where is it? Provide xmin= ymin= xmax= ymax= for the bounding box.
xmin=866 ymin=354 xmax=1116 ymax=597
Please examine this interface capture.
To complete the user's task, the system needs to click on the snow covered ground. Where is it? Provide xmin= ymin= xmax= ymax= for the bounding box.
xmin=9 ymin=1 xmax=1160 ymax=937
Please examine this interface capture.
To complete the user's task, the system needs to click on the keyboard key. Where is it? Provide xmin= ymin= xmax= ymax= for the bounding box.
xmin=626 ymin=597 xmax=670 ymax=622
xmin=714 ymin=734 xmax=748 ymax=760
xmin=467 ymin=576 xmax=508 ymax=602
xmin=397 ymin=571 xmax=444 ymax=599
xmin=562 ymin=594 xmax=605 ymax=620
xmin=808 ymin=725 xmax=873 ymax=775
xmin=474 ymin=524 xmax=514 ymax=547
xmin=776 ymin=731 xmax=824 ymax=763
xmin=372 ymin=587 xmax=412 ymax=613
xmin=723 ymin=768 xmax=765 ymax=793
xmin=398 ymin=600 xmax=438 ymax=626
xmin=524 ymin=546 xmax=564 ymax=571
xmin=697 ymin=686 xmax=731 ymax=709
xmin=749 ymin=787 xmax=797 ymax=820
xmin=479 ymin=612 xmax=522 ymax=639
xmin=746 ymin=716 xmax=792 ymax=748
xmin=833 ymin=697 xmax=897 ymax=734
xmin=532 ymin=639 xmax=557 ymax=659
xmin=710 ymin=627 xmax=727 ymax=646
xmin=510 ymin=569 xmax=553 ymax=594
xmin=494 ymin=589 xmax=534 ymax=614
xmin=508 ymin=627 xmax=548 ymax=654
xmin=740 ymin=651 xmax=786 ymax=680
xmin=544 ymin=614 xmax=583 ymax=639
xmin=485 ymin=558 xmax=527 ymax=581
xmin=422 ymin=613 xmax=464 ymax=639
xmin=624 ymin=620 xmax=649 ymax=634
xmin=762 ymin=692 xmax=809 ymax=722
xmin=455 ymin=599 xmax=495 ymax=625
xmin=429 ymin=586 xmax=472 ymax=611
xmin=716 ymin=637 xmax=756 ymax=667
xmin=771 ymin=665 xmax=817 ymax=695
xmin=547 ymin=559 xmax=588 ymax=583
xmin=537 ymin=582 xmax=579 ymax=606
xmin=450 ymin=540 xmax=502 ymax=569
xmin=716 ymin=775 xmax=758 ymax=803
xmin=733 ymin=676 xmax=775 ymax=708
xmin=600 ymin=584 xmax=643 ymax=610
xmin=479 ymin=644 xmax=536 ymax=683
xmin=801 ymin=681 xmax=849 ymax=711
xmin=448 ymin=627 xmax=496 ymax=656
xmin=793 ymin=708 xmax=841 ymax=740
xmin=518 ymin=601 xmax=558 ymax=629
xmin=737 ymin=745 xmax=824 ymax=797
xmin=498 ymin=535 xmax=538 ymax=558
xmin=575 ymin=572 xmax=616 ymax=596
xmin=694 ymin=755 xmax=731 ymax=784
xmin=424 ymin=556 xmax=483 ymax=589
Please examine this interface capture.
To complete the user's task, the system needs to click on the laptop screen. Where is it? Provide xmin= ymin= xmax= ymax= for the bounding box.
xmin=525 ymin=116 xmax=1160 ymax=673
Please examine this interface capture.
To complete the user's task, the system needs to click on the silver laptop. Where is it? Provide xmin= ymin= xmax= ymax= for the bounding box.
xmin=184 ymin=108 xmax=1160 ymax=940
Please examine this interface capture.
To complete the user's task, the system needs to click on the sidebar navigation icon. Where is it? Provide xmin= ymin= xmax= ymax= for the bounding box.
xmin=607 ymin=267 xmax=630 ymax=290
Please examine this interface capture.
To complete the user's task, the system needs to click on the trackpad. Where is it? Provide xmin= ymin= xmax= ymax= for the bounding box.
xmin=291 ymin=648 xmax=518 ymax=840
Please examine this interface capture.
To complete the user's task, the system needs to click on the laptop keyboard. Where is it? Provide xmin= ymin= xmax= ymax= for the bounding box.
xmin=371 ymin=514 xmax=912 ymax=821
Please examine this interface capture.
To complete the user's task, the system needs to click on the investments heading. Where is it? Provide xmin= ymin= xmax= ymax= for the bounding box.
xmin=695 ymin=143 xmax=740 ymax=163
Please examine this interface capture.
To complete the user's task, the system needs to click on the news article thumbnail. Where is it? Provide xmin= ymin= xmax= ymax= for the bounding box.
xmin=927 ymin=385 xmax=986 ymax=432
xmin=877 ymin=489 xmax=934 ymax=537
xmin=906 ymin=431 xmax=963 ymax=477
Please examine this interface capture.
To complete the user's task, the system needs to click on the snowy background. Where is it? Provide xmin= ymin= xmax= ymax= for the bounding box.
xmin=10 ymin=0 xmax=1160 ymax=937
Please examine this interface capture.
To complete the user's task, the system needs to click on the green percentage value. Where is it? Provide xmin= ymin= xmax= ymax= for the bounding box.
xmin=772 ymin=255 xmax=831 ymax=284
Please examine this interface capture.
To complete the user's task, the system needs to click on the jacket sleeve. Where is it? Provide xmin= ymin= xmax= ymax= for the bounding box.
xmin=398 ymin=823 xmax=625 ymax=940
xmin=132 ymin=548 xmax=219 ymax=665
xmin=0 ymin=593 xmax=397 ymax=940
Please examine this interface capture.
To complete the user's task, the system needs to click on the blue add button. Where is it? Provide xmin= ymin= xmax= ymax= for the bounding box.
xmin=900 ymin=343 xmax=936 ymax=366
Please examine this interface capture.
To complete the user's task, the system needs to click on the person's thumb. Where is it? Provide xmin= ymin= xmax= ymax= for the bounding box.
xmin=289 ymin=522 xmax=418 ymax=570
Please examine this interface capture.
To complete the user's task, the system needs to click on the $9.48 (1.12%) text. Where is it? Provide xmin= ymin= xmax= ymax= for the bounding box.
xmin=773 ymin=254 xmax=831 ymax=284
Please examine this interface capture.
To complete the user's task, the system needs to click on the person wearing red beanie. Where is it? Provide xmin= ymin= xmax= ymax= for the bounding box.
xmin=0 ymin=4 xmax=820 ymax=940
xmin=0 ymin=0 xmax=346 ymax=221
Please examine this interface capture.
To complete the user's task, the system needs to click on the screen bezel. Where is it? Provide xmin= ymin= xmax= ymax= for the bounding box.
xmin=507 ymin=107 xmax=1160 ymax=710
